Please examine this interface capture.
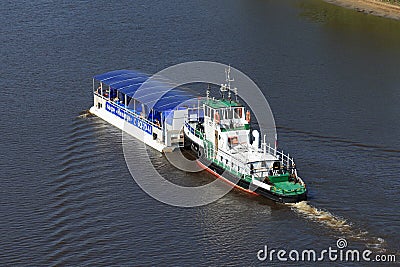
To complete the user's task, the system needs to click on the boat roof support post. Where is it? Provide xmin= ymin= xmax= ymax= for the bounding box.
xmin=263 ymin=134 xmax=266 ymax=155
xmin=162 ymin=112 xmax=166 ymax=143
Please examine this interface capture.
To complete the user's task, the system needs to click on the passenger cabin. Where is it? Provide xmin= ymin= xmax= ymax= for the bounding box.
xmin=91 ymin=70 xmax=199 ymax=151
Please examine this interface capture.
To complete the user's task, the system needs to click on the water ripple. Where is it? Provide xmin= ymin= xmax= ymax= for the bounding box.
xmin=44 ymin=115 xmax=120 ymax=266
xmin=278 ymin=125 xmax=400 ymax=158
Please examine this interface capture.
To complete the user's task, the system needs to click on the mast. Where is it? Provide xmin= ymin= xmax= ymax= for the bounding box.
xmin=226 ymin=65 xmax=234 ymax=101
xmin=219 ymin=65 xmax=236 ymax=101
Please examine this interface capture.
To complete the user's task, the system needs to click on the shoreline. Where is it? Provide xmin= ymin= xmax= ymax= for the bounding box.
xmin=324 ymin=0 xmax=400 ymax=20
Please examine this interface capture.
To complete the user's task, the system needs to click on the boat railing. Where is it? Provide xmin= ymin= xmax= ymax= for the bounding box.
xmin=202 ymin=140 xmax=298 ymax=179
xmin=203 ymin=143 xmax=253 ymax=177
xmin=262 ymin=143 xmax=297 ymax=177
xmin=184 ymin=122 xmax=204 ymax=139
xmin=202 ymin=142 xmax=304 ymax=190
xmin=94 ymin=92 xmax=163 ymax=130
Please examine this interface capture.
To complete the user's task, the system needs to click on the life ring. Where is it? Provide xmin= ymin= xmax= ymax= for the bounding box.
xmin=245 ymin=110 xmax=251 ymax=123
xmin=214 ymin=112 xmax=220 ymax=124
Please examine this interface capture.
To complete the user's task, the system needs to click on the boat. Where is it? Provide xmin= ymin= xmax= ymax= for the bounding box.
xmin=89 ymin=68 xmax=307 ymax=203
xmin=89 ymin=69 xmax=196 ymax=152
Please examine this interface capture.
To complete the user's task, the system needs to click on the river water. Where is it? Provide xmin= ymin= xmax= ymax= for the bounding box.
xmin=1 ymin=0 xmax=399 ymax=266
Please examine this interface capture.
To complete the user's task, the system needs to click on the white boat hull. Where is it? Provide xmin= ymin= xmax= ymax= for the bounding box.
xmin=89 ymin=96 xmax=166 ymax=152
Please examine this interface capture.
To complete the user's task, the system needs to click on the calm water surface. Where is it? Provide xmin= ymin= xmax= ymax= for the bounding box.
xmin=1 ymin=0 xmax=399 ymax=265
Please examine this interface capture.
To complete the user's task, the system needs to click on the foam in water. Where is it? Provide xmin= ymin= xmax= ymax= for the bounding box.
xmin=77 ymin=109 xmax=93 ymax=118
xmin=288 ymin=201 xmax=386 ymax=252
xmin=289 ymin=201 xmax=352 ymax=233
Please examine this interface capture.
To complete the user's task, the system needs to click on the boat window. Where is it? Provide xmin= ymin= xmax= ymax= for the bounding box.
xmin=234 ymin=108 xmax=242 ymax=119
xmin=227 ymin=109 xmax=233 ymax=119
xmin=228 ymin=136 xmax=239 ymax=146
xmin=126 ymin=96 xmax=132 ymax=107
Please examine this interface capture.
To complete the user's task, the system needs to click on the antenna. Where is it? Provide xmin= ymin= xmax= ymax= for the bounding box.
xmin=206 ymin=84 xmax=210 ymax=100
xmin=224 ymin=65 xmax=235 ymax=102
xmin=225 ymin=65 xmax=234 ymax=89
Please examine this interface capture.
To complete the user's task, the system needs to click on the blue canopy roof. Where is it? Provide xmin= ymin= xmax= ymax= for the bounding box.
xmin=93 ymin=70 xmax=141 ymax=82
xmin=94 ymin=70 xmax=198 ymax=112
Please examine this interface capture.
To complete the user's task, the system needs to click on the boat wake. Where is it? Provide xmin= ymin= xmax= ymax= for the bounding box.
xmin=289 ymin=201 xmax=351 ymax=232
xmin=77 ymin=109 xmax=94 ymax=118
xmin=44 ymin=116 xmax=121 ymax=266
xmin=288 ymin=201 xmax=386 ymax=252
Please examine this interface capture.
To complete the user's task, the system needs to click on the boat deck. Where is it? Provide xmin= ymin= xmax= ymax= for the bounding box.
xmin=229 ymin=144 xmax=278 ymax=163
xmin=267 ymin=174 xmax=306 ymax=195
